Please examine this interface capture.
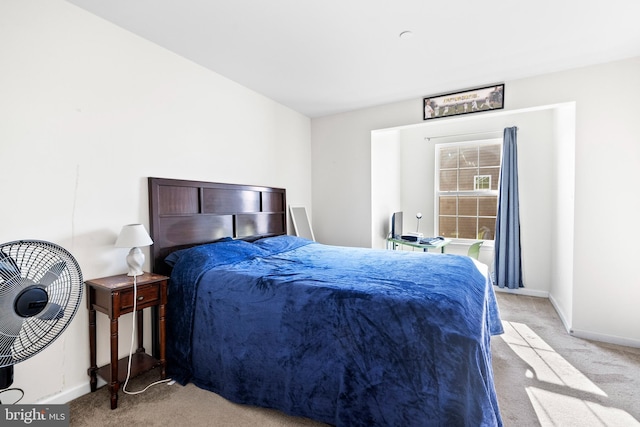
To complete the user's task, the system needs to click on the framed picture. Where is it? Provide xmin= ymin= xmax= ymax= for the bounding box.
xmin=290 ymin=205 xmax=315 ymax=241
xmin=423 ymin=84 xmax=504 ymax=120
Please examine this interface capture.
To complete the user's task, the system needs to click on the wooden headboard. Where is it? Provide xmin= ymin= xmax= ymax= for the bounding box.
xmin=148 ymin=177 xmax=287 ymax=276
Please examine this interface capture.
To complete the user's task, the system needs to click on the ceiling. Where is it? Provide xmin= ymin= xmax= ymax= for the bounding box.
xmin=67 ymin=0 xmax=640 ymax=118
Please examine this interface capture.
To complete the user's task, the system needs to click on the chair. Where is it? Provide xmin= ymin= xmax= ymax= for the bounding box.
xmin=467 ymin=241 xmax=483 ymax=260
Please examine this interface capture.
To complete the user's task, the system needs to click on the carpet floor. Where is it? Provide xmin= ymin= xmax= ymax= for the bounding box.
xmin=69 ymin=292 xmax=640 ymax=426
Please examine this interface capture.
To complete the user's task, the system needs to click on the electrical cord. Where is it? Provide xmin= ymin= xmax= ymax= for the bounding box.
xmin=0 ymin=387 xmax=24 ymax=404
xmin=122 ymin=274 xmax=171 ymax=395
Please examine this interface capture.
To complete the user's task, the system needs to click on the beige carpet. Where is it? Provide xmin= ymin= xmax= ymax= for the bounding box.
xmin=69 ymin=293 xmax=640 ymax=426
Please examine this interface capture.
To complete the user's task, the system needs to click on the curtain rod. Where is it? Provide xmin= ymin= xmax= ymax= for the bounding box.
xmin=424 ymin=127 xmax=518 ymax=142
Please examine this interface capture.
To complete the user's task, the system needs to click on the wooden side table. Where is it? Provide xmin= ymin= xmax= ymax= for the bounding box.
xmin=85 ymin=272 xmax=168 ymax=409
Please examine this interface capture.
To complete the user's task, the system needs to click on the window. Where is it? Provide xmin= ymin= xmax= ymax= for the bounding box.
xmin=474 ymin=175 xmax=491 ymax=190
xmin=435 ymin=140 xmax=501 ymax=240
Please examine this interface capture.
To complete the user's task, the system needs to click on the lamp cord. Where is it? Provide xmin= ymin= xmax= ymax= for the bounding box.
xmin=122 ymin=274 xmax=171 ymax=395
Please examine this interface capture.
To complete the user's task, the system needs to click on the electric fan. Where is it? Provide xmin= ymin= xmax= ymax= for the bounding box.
xmin=0 ymin=240 xmax=83 ymax=389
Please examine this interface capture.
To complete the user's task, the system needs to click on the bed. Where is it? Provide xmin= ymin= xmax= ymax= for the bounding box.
xmin=148 ymin=177 xmax=504 ymax=426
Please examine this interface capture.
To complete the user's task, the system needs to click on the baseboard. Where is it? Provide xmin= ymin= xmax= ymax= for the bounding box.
xmin=494 ymin=286 xmax=549 ymax=298
xmin=548 ymin=293 xmax=572 ymax=334
xmin=496 ymin=288 xmax=640 ymax=349
xmin=36 ymin=378 xmax=105 ymax=404
xmin=36 ymin=383 xmax=90 ymax=405
xmin=570 ymin=328 xmax=640 ymax=349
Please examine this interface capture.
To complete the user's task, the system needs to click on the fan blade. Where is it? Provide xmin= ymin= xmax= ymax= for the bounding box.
xmin=0 ymin=322 xmax=23 ymax=368
xmin=0 ymin=351 xmax=15 ymax=369
xmin=38 ymin=262 xmax=67 ymax=287
xmin=0 ymin=252 xmax=20 ymax=283
xmin=38 ymin=303 xmax=64 ymax=321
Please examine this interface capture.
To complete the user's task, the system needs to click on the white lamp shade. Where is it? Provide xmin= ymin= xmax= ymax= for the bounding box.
xmin=115 ymin=224 xmax=153 ymax=248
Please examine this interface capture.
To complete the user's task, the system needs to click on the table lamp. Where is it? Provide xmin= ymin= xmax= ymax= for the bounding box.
xmin=115 ymin=224 xmax=153 ymax=276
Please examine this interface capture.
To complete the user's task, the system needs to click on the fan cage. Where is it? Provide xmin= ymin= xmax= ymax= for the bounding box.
xmin=0 ymin=240 xmax=83 ymax=368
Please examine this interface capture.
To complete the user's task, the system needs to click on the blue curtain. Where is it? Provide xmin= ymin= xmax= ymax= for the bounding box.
xmin=493 ymin=127 xmax=523 ymax=288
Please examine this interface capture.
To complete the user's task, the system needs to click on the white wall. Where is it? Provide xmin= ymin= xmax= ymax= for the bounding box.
xmin=311 ymin=104 xmax=418 ymax=248
xmin=0 ymin=0 xmax=311 ymax=404
xmin=311 ymin=57 xmax=640 ymax=347
xmin=549 ymin=105 xmax=577 ymax=330
xmin=508 ymin=58 xmax=640 ymax=347
xmin=370 ymin=129 xmax=402 ymax=245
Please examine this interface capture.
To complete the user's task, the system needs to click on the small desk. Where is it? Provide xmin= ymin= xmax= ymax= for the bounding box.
xmin=388 ymin=237 xmax=451 ymax=253
xmin=85 ymin=272 xmax=168 ymax=409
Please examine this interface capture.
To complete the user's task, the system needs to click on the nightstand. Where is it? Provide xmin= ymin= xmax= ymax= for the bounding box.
xmin=85 ymin=272 xmax=168 ymax=409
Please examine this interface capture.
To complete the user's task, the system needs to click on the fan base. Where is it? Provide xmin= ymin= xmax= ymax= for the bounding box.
xmin=0 ymin=365 xmax=14 ymax=389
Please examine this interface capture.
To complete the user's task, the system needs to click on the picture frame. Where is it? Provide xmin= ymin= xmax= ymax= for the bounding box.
xmin=290 ymin=205 xmax=315 ymax=241
xmin=423 ymin=84 xmax=504 ymax=120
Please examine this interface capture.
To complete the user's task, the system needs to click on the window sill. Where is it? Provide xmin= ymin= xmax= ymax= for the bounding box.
xmin=448 ymin=239 xmax=495 ymax=248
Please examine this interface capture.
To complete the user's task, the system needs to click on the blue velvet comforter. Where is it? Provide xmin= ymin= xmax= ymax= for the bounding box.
xmin=166 ymin=235 xmax=503 ymax=426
